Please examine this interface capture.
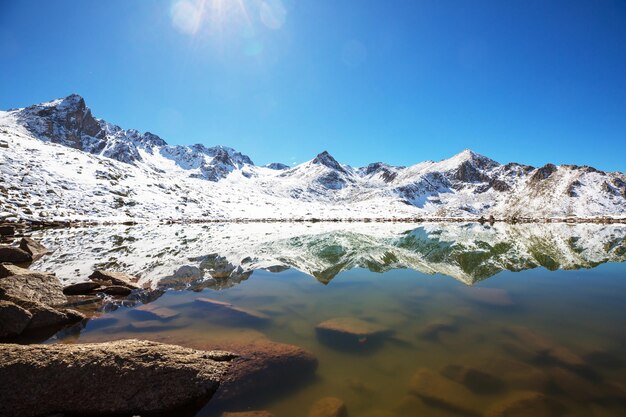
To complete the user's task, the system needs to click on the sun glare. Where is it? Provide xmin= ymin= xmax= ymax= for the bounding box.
xmin=170 ymin=0 xmax=286 ymax=36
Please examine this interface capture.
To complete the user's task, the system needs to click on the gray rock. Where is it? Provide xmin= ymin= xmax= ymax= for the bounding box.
xmin=0 ymin=300 xmax=33 ymax=337
xmin=0 ymin=246 xmax=32 ymax=264
xmin=62 ymin=282 xmax=102 ymax=295
xmin=89 ymin=270 xmax=140 ymax=289
xmin=0 ymin=339 xmax=236 ymax=417
xmin=0 ymin=271 xmax=67 ymax=306
xmin=18 ymin=237 xmax=49 ymax=261
xmin=308 ymin=397 xmax=348 ymax=417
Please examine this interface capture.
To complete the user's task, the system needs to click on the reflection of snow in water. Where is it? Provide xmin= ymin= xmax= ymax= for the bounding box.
xmin=31 ymin=222 xmax=626 ymax=288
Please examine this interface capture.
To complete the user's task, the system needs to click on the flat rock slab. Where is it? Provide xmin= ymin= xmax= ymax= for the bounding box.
xmin=89 ymin=270 xmax=140 ymax=289
xmin=308 ymin=397 xmax=348 ymax=417
xmin=419 ymin=318 xmax=458 ymax=340
xmin=0 ymin=271 xmax=66 ymax=306
xmin=195 ymin=297 xmax=271 ymax=324
xmin=0 ymin=246 xmax=31 ymax=264
xmin=317 ymin=317 xmax=390 ymax=337
xmin=408 ymin=368 xmax=480 ymax=416
xmin=18 ymin=237 xmax=49 ymax=261
xmin=502 ymin=326 xmax=585 ymax=369
xmin=131 ymin=303 xmax=180 ymax=320
xmin=0 ymin=339 xmax=237 ymax=417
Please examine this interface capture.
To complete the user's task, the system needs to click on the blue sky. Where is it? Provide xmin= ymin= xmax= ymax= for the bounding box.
xmin=1 ymin=0 xmax=625 ymax=170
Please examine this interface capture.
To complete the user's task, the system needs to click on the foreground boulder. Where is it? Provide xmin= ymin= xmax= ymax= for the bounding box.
xmin=0 ymin=269 xmax=84 ymax=338
xmin=0 ymin=271 xmax=67 ymax=306
xmin=18 ymin=237 xmax=49 ymax=261
xmin=0 ymin=339 xmax=237 ymax=417
xmin=89 ymin=270 xmax=140 ymax=289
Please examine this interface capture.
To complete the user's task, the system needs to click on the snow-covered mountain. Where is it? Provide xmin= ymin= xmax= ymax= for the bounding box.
xmin=1 ymin=94 xmax=625 ymax=222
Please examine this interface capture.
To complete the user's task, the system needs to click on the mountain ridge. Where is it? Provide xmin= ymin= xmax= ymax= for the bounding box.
xmin=1 ymin=94 xmax=625 ymax=222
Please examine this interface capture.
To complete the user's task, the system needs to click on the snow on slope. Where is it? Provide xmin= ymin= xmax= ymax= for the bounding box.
xmin=30 ymin=222 xmax=626 ymax=287
xmin=0 ymin=94 xmax=625 ymax=222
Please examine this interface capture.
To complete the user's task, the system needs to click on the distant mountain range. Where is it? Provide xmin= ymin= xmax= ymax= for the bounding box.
xmin=1 ymin=94 xmax=625 ymax=221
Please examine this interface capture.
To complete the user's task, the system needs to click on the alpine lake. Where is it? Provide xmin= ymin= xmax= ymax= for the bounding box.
xmin=25 ymin=222 xmax=626 ymax=417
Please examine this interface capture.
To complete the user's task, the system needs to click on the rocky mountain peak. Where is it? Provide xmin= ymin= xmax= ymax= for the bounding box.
xmin=312 ymin=151 xmax=345 ymax=172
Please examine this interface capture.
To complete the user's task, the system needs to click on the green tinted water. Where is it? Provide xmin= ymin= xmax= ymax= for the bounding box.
xmin=35 ymin=223 xmax=626 ymax=417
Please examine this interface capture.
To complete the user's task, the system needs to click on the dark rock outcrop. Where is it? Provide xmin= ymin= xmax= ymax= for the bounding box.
xmin=0 ymin=246 xmax=31 ymax=263
xmin=63 ymin=281 xmax=102 ymax=295
xmin=0 ymin=339 xmax=236 ymax=417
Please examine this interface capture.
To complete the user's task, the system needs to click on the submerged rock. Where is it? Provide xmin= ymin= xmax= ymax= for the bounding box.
xmin=441 ymin=364 xmax=505 ymax=394
xmin=204 ymin=339 xmax=318 ymax=402
xmin=484 ymin=391 xmax=563 ymax=417
xmin=419 ymin=318 xmax=458 ymax=341
xmin=18 ymin=237 xmax=49 ymax=261
xmin=0 ymin=246 xmax=31 ymax=263
xmin=89 ymin=269 xmax=140 ymax=289
xmin=316 ymin=317 xmax=391 ymax=349
xmin=195 ymin=297 xmax=271 ymax=324
xmin=408 ymin=368 xmax=480 ymax=415
xmin=462 ymin=287 xmax=514 ymax=307
xmin=308 ymin=397 xmax=348 ymax=417
xmin=221 ymin=412 xmax=275 ymax=417
xmin=502 ymin=326 xmax=585 ymax=369
xmin=0 ymin=339 xmax=236 ymax=417
xmin=131 ymin=303 xmax=180 ymax=320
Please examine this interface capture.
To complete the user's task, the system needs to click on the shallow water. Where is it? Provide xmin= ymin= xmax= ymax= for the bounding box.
xmin=33 ymin=222 xmax=626 ymax=416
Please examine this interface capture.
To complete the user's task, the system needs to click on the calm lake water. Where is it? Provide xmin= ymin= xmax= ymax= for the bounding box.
xmin=31 ymin=222 xmax=626 ymax=417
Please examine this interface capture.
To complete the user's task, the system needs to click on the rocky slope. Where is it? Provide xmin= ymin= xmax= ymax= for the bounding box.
xmin=1 ymin=94 xmax=625 ymax=221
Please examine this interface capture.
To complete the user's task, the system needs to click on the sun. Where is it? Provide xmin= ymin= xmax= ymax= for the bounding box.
xmin=170 ymin=0 xmax=285 ymax=36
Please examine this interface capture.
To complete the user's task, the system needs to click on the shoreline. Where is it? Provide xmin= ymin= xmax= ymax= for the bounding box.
xmin=2 ymin=216 xmax=626 ymax=231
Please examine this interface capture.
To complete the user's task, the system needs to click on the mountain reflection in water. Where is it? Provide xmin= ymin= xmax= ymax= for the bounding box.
xmin=31 ymin=222 xmax=626 ymax=288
